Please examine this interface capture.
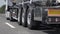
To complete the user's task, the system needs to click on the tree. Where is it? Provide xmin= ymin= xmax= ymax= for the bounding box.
xmin=0 ymin=5 xmax=5 ymax=13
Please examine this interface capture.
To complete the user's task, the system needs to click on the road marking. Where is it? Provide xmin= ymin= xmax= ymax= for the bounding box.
xmin=5 ymin=22 xmax=16 ymax=28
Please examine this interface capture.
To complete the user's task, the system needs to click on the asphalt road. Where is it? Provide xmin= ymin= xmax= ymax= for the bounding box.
xmin=0 ymin=14 xmax=60 ymax=34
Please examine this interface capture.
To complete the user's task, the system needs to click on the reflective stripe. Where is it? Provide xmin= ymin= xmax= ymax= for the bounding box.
xmin=48 ymin=9 xmax=60 ymax=16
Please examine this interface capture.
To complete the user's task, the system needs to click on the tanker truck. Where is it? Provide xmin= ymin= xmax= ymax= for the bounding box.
xmin=19 ymin=0 xmax=60 ymax=29
xmin=5 ymin=0 xmax=60 ymax=30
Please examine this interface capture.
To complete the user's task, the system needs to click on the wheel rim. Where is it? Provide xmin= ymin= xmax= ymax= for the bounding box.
xmin=22 ymin=13 xmax=25 ymax=23
xmin=27 ymin=13 xmax=31 ymax=25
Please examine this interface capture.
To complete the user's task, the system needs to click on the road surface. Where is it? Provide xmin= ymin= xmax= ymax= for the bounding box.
xmin=0 ymin=14 xmax=60 ymax=34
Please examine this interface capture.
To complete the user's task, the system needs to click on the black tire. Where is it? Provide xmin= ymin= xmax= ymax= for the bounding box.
xmin=17 ymin=8 xmax=23 ymax=25
xmin=27 ymin=7 xmax=41 ymax=30
xmin=27 ymin=8 xmax=35 ymax=29
xmin=22 ymin=8 xmax=27 ymax=27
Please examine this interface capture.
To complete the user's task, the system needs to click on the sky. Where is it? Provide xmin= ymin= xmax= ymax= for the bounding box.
xmin=0 ymin=0 xmax=5 ymax=7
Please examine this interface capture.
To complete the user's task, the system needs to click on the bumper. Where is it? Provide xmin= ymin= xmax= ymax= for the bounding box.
xmin=46 ymin=16 xmax=60 ymax=24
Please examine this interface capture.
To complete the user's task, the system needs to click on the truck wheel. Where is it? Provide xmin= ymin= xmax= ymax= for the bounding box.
xmin=17 ymin=9 xmax=22 ymax=25
xmin=18 ymin=16 xmax=22 ymax=25
xmin=22 ymin=9 xmax=27 ymax=27
xmin=27 ymin=9 xmax=35 ymax=29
